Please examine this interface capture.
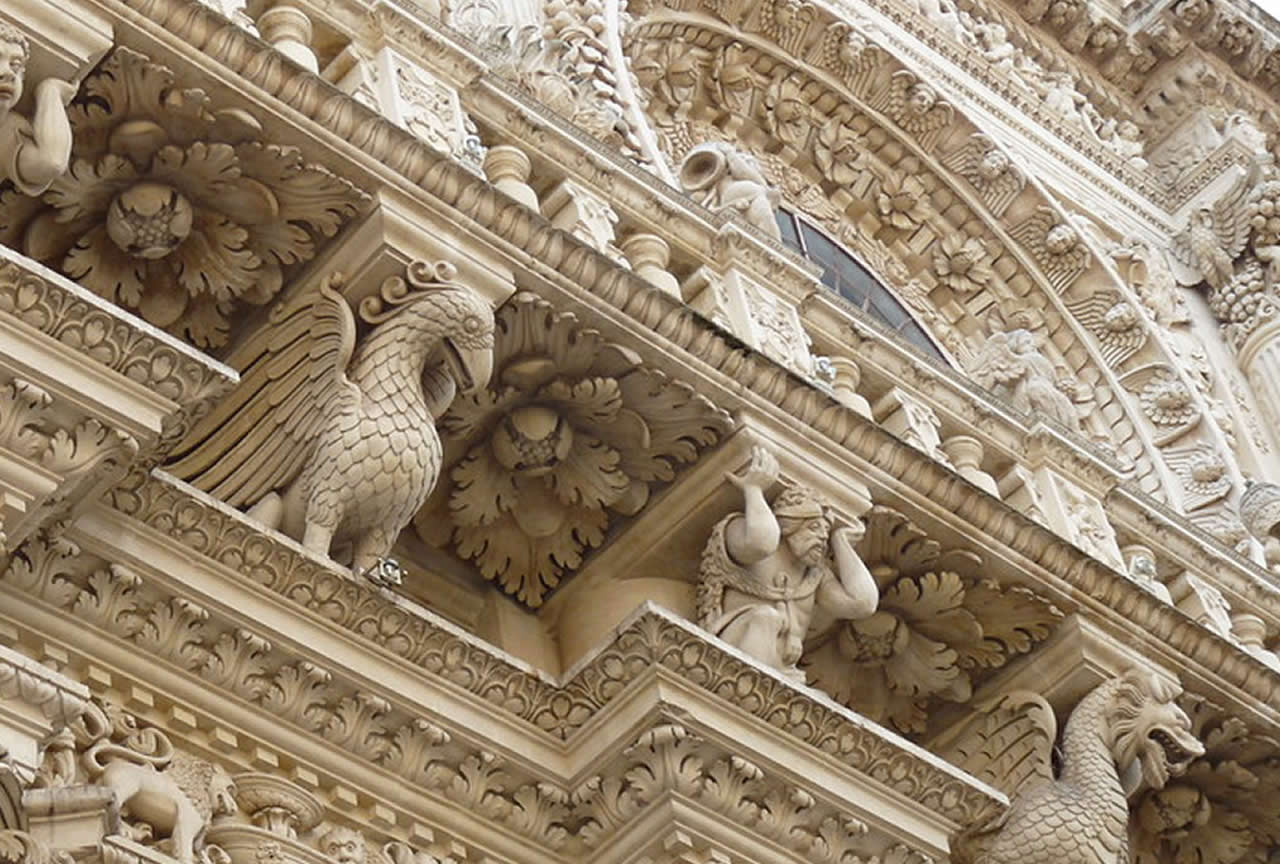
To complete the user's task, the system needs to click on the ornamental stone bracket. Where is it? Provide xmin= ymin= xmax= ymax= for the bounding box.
xmin=413 ymin=290 xmax=734 ymax=609
xmin=0 ymin=246 xmax=234 ymax=556
xmin=0 ymin=46 xmax=372 ymax=349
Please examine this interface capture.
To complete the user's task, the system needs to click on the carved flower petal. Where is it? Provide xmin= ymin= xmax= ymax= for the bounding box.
xmin=617 ymin=369 xmax=733 ymax=483
xmin=547 ymin=433 xmax=630 ymax=510
xmin=882 ymin=571 xmax=968 ymax=620
xmin=959 ymin=581 xmax=1061 ymax=668
xmin=456 ymin=504 xmax=608 ymax=607
xmin=542 ymin=377 xmax=623 ymax=427
xmin=45 ymin=155 xmax=138 ymax=226
xmin=150 ymin=142 xmax=240 ymax=201
xmin=232 ymin=141 xmax=364 ymax=237
xmin=449 ymin=445 xmax=519 ymax=528
xmin=441 ymin=385 xmax=523 ymax=443
xmin=171 ymin=292 xmax=232 ymax=349
xmin=172 ymin=212 xmax=259 ymax=301
xmin=881 ymin=627 xmax=964 ymax=701
xmin=63 ymin=224 xmax=147 ymax=308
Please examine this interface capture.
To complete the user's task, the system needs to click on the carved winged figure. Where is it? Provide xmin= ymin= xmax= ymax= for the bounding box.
xmin=965 ymin=328 xmax=1079 ymax=430
xmin=168 ymin=262 xmax=494 ymax=573
xmin=952 ymin=669 xmax=1203 ymax=864
xmin=1169 ymin=172 xmax=1255 ymax=292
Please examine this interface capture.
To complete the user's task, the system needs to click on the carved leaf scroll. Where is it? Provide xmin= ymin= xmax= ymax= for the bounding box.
xmin=802 ymin=506 xmax=1062 ymax=734
xmin=0 ymin=48 xmax=367 ymax=347
xmin=418 ymin=292 xmax=732 ymax=607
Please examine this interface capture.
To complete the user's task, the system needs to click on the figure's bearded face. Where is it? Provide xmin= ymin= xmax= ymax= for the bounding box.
xmin=782 ymin=516 xmax=830 ymax=566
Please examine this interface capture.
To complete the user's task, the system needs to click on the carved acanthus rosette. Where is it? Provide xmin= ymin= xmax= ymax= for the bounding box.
xmin=1133 ymin=697 xmax=1280 ymax=864
xmin=417 ymin=292 xmax=733 ymax=606
xmin=801 ymin=506 xmax=1062 ymax=733
xmin=0 ymin=47 xmax=367 ymax=347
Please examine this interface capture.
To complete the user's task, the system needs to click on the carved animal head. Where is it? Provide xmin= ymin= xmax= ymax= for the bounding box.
xmin=208 ymin=764 xmax=237 ymax=819
xmin=1105 ymin=670 xmax=1203 ymax=792
xmin=426 ymin=285 xmax=495 ymax=395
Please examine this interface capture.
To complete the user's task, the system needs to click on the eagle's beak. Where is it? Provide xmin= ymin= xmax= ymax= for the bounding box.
xmin=445 ymin=339 xmax=493 ymax=394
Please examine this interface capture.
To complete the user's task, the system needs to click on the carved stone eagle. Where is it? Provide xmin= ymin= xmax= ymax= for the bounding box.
xmin=167 ymin=263 xmax=494 ymax=574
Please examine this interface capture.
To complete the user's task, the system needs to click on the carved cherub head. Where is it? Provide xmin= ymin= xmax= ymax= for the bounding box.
xmin=907 ymin=82 xmax=937 ymax=116
xmin=774 ymin=487 xmax=832 ymax=566
xmin=320 ymin=827 xmax=367 ymax=864
xmin=1045 ymin=223 xmax=1079 ymax=256
xmin=0 ymin=24 xmax=29 ymax=115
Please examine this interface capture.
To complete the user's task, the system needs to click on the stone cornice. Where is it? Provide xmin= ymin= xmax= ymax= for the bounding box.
xmin=71 ymin=0 xmax=1278 ymax=706
xmin=1 ymin=519 xmax=999 ymax=857
xmin=0 ymin=642 xmax=89 ymax=728
xmin=0 ymin=246 xmax=237 ymax=444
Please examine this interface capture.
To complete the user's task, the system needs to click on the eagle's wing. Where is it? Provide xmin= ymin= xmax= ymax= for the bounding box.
xmin=166 ymin=275 xmax=361 ymax=507
xmin=954 ymin=690 xmax=1057 ymax=800
xmin=1211 ymin=170 xmax=1257 ymax=259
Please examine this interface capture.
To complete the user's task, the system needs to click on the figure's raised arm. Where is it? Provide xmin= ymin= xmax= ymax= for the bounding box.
xmin=723 ymin=446 xmax=781 ymax=566
xmin=817 ymin=520 xmax=878 ymax=620
xmin=13 ymin=77 xmax=75 ymax=194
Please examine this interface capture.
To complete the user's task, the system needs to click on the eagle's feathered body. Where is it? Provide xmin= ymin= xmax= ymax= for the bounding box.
xmin=167 ymin=270 xmax=494 ymax=573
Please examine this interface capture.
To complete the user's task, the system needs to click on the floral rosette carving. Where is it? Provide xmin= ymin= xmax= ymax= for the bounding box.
xmin=876 ymin=171 xmax=930 ymax=230
xmin=1133 ymin=697 xmax=1280 ymax=864
xmin=801 ymin=506 xmax=1062 ymax=734
xmin=417 ymin=292 xmax=733 ymax=607
xmin=0 ymin=48 xmax=367 ymax=347
xmin=932 ymin=235 xmax=993 ymax=295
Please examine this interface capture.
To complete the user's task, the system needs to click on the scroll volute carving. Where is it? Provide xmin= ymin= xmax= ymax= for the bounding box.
xmin=801 ymin=506 xmax=1062 ymax=734
xmin=416 ymin=291 xmax=733 ymax=608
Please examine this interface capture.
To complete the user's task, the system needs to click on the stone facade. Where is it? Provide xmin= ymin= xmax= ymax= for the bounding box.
xmin=0 ymin=0 xmax=1278 ymax=861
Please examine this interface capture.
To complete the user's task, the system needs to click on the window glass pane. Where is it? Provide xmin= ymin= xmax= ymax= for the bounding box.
xmin=777 ymin=210 xmax=802 ymax=250
xmin=780 ymin=212 xmax=946 ymax=363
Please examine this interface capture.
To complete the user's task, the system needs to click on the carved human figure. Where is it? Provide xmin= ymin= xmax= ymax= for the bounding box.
xmin=320 ymin=827 xmax=366 ymax=864
xmin=967 ymin=328 xmax=1080 ymax=430
xmin=0 ymin=26 xmax=76 ymax=196
xmin=696 ymin=446 xmax=879 ymax=681
xmin=678 ymin=142 xmax=782 ymax=240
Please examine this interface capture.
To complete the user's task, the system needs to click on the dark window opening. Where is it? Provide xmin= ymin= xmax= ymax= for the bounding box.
xmin=776 ymin=210 xmax=946 ymax=363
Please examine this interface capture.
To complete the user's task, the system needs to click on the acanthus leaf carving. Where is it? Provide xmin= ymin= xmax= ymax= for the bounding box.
xmin=802 ymin=506 xmax=1061 ymax=734
xmin=419 ymin=291 xmax=731 ymax=607
xmin=0 ymin=48 xmax=368 ymax=347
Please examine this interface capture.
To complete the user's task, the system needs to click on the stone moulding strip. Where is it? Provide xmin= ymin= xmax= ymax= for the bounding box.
xmin=102 ymin=465 xmax=1279 ymax=756
xmin=2 ymin=514 xmax=1003 ymax=837
xmin=80 ymin=0 xmax=1280 ymax=700
xmin=0 ymin=246 xmax=237 ymax=424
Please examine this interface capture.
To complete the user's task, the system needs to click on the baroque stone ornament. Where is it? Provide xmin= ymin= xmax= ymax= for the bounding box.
xmin=0 ymin=48 xmax=367 ymax=347
xmin=74 ymin=699 xmax=238 ymax=863
xmin=417 ymin=292 xmax=732 ymax=607
xmin=802 ymin=506 xmax=1062 ymax=733
xmin=696 ymin=445 xmax=879 ymax=682
xmin=678 ymin=141 xmax=783 ymax=240
xmin=1133 ymin=697 xmax=1280 ymax=864
xmin=953 ymin=670 xmax=1204 ymax=864
xmin=965 ymin=324 xmax=1082 ymax=432
xmin=166 ymin=263 xmax=495 ymax=574
xmin=0 ymin=25 xmax=75 ymax=196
